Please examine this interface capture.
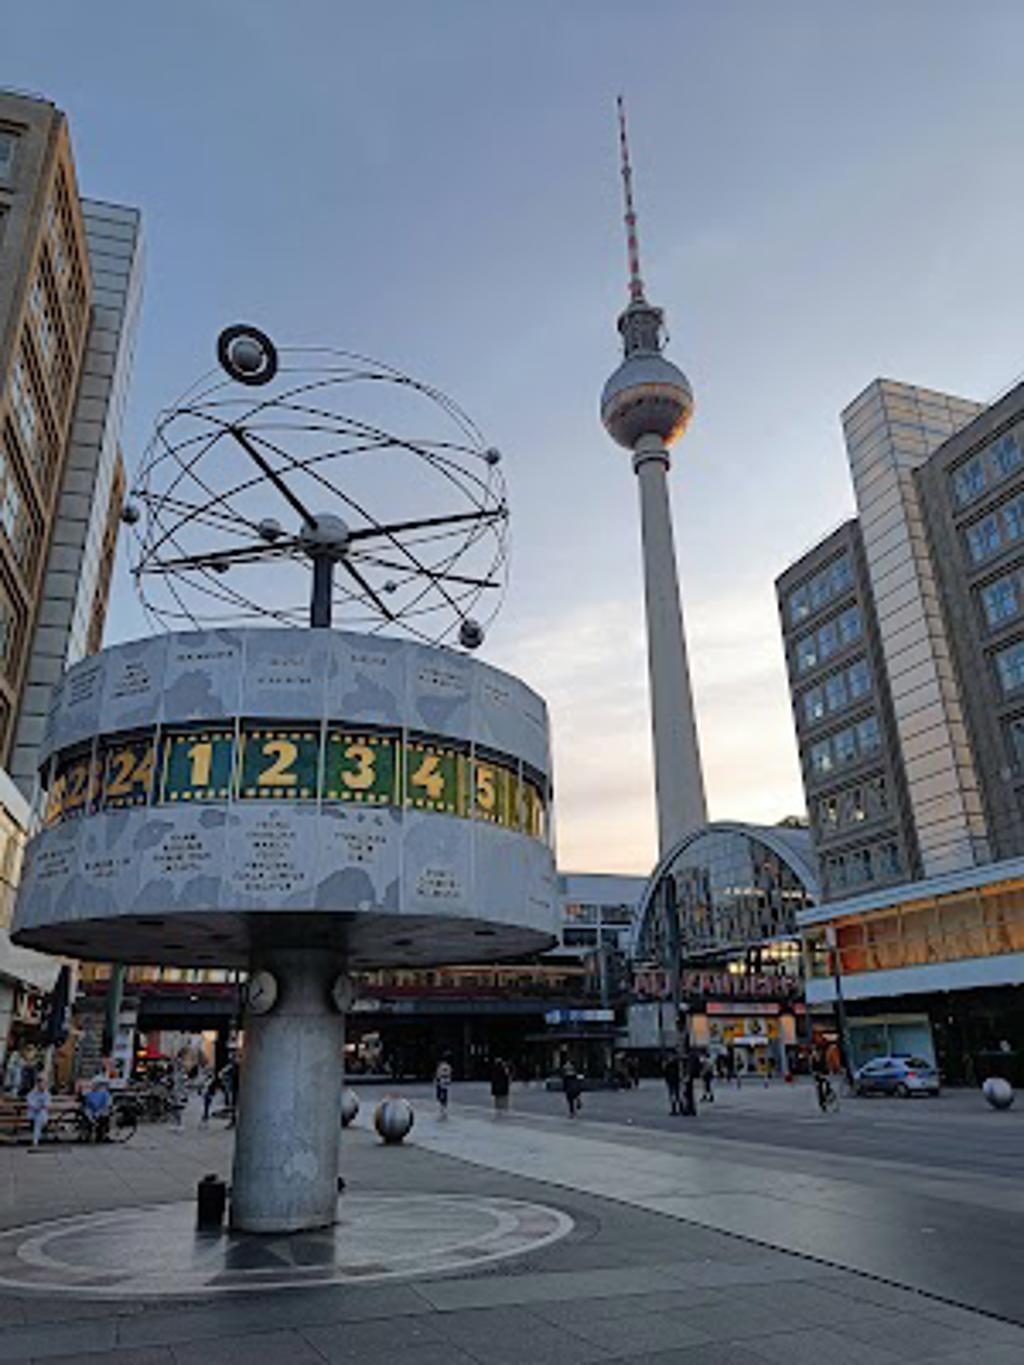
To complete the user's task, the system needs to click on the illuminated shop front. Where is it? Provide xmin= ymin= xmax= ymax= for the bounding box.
xmin=633 ymin=822 xmax=819 ymax=1070
xmin=801 ymin=859 xmax=1024 ymax=1082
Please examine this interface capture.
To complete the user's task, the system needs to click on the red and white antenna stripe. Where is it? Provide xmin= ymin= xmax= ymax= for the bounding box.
xmin=617 ymin=95 xmax=645 ymax=303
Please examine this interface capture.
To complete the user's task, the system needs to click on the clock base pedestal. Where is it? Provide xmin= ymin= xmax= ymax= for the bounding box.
xmin=230 ymin=949 xmax=347 ymax=1233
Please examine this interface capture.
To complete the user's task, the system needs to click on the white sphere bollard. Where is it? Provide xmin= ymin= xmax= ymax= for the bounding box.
xmin=340 ymin=1089 xmax=360 ymax=1128
xmin=982 ymin=1077 xmax=1015 ymax=1111
xmin=374 ymin=1096 xmax=414 ymax=1144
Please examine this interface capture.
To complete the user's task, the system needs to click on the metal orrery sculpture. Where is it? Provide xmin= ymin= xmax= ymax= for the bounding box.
xmin=13 ymin=327 xmax=557 ymax=1234
xmin=127 ymin=324 xmax=509 ymax=648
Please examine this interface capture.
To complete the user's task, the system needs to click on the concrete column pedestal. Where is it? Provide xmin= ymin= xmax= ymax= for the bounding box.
xmin=230 ymin=950 xmax=346 ymax=1233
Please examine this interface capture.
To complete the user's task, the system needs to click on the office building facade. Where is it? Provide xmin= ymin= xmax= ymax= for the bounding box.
xmin=0 ymin=90 xmax=143 ymax=1066
xmin=778 ymin=378 xmax=1024 ymax=1080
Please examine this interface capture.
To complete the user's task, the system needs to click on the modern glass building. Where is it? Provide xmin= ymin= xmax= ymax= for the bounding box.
xmin=777 ymin=378 xmax=1024 ymax=1082
xmin=632 ymin=822 xmax=818 ymax=1074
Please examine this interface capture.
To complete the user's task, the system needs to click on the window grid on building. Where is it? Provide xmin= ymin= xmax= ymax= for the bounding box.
xmin=800 ymin=656 xmax=871 ymax=727
xmin=965 ymin=491 xmax=1024 ymax=566
xmin=950 ymin=430 xmax=1023 ymax=510
xmin=787 ymin=553 xmax=853 ymax=626
xmin=809 ymin=714 xmax=880 ymax=778
xmin=795 ymin=604 xmax=862 ymax=675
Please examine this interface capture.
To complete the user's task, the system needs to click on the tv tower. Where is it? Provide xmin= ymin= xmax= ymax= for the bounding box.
xmin=601 ymin=97 xmax=707 ymax=858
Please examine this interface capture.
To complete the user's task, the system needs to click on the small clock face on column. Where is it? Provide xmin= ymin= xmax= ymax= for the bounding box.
xmin=331 ymin=974 xmax=353 ymax=1013
xmin=247 ymin=970 xmax=278 ymax=1015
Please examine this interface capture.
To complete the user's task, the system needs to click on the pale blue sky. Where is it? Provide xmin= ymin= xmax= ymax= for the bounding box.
xmin=6 ymin=2 xmax=1024 ymax=871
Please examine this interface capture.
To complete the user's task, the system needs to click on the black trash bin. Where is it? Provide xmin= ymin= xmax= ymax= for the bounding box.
xmin=196 ymin=1174 xmax=227 ymax=1230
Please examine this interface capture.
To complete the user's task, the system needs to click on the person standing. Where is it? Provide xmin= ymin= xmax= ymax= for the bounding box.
xmin=561 ymin=1060 xmax=583 ymax=1117
xmin=435 ymin=1056 xmax=453 ymax=1119
xmin=490 ymin=1057 xmax=511 ymax=1115
xmin=700 ymin=1053 xmax=715 ymax=1103
xmin=25 ymin=1074 xmax=50 ymax=1148
xmin=662 ymin=1051 xmax=682 ymax=1115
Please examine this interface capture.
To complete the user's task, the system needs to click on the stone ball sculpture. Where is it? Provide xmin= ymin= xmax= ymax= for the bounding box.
xmin=374 ymin=1097 xmax=414 ymax=1144
xmin=982 ymin=1077 xmax=1015 ymax=1111
xmin=340 ymin=1089 xmax=360 ymax=1128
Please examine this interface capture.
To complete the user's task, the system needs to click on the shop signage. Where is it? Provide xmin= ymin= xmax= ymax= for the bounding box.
xmin=544 ymin=1008 xmax=615 ymax=1026
xmin=680 ymin=970 xmax=799 ymax=1001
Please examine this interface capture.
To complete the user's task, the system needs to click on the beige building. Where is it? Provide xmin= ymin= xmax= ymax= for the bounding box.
xmin=0 ymin=93 xmax=94 ymax=769
xmin=0 ymin=90 xmax=144 ymax=1060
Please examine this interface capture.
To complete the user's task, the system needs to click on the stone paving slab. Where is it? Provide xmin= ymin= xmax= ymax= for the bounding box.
xmin=0 ymin=1105 xmax=1020 ymax=1362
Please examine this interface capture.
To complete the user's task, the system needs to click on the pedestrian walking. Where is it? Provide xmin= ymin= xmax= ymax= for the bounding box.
xmin=811 ymin=1046 xmax=835 ymax=1113
xmin=682 ymin=1049 xmax=699 ymax=1116
xmin=435 ymin=1056 xmax=453 ymax=1118
xmin=4 ymin=1049 xmax=22 ymax=1096
xmin=201 ymin=1070 xmax=220 ymax=1123
xmin=700 ymin=1053 xmax=715 ymax=1103
xmin=662 ymin=1051 xmax=682 ymax=1115
xmin=25 ymin=1074 xmax=50 ymax=1148
xmin=561 ymin=1061 xmax=583 ymax=1117
xmin=490 ymin=1057 xmax=511 ymax=1114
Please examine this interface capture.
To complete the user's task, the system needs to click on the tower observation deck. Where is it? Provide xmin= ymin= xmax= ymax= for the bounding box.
xmin=600 ymin=98 xmax=707 ymax=858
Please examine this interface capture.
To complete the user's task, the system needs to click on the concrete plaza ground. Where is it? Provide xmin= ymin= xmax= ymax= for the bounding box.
xmin=0 ymin=1079 xmax=1019 ymax=1363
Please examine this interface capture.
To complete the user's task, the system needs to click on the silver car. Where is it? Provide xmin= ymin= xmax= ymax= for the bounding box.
xmin=854 ymin=1055 xmax=940 ymax=1098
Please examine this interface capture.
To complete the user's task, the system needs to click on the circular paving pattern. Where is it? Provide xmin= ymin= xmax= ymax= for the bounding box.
xmin=0 ymin=1194 xmax=573 ymax=1297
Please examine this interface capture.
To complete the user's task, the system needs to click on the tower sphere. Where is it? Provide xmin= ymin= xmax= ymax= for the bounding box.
xmin=601 ymin=351 xmax=694 ymax=451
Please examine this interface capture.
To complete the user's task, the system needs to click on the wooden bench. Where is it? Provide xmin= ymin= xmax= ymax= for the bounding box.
xmin=0 ymin=1095 xmax=80 ymax=1143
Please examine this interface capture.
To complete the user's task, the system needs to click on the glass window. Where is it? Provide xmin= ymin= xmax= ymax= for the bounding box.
xmin=802 ymin=685 xmax=825 ymax=725
xmin=796 ymin=634 xmax=818 ymax=674
xmin=1003 ymin=494 xmax=1024 ymax=547
xmin=981 ymin=575 xmax=1020 ymax=628
xmin=0 ymin=587 xmax=14 ymax=669
xmin=838 ymin=605 xmax=862 ymax=646
xmin=991 ymin=433 xmax=1022 ymax=481
xmin=856 ymin=715 xmax=880 ymax=756
xmin=995 ymin=640 xmax=1024 ymax=696
xmin=834 ymin=727 xmax=857 ymax=765
xmin=968 ymin=514 xmax=1001 ymax=564
xmin=563 ymin=927 xmax=598 ymax=947
xmin=876 ymin=842 xmax=902 ymax=877
xmin=9 ymin=358 xmax=37 ymax=458
xmin=563 ymin=903 xmax=598 ymax=925
xmin=952 ymin=455 xmax=986 ymax=508
xmin=0 ymin=133 xmax=14 ymax=181
xmin=788 ymin=585 xmax=810 ymax=625
xmin=810 ymin=740 xmax=832 ymax=775
xmin=825 ymin=672 xmax=848 ymax=713
xmin=848 ymin=658 xmax=871 ymax=699
xmin=818 ymin=619 xmax=839 ymax=661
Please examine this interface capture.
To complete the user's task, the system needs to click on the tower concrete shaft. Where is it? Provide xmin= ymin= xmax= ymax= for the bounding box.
xmin=634 ymin=433 xmax=707 ymax=856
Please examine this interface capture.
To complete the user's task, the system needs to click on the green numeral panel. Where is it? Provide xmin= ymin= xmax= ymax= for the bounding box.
xmin=324 ymin=730 xmax=398 ymax=805
xmin=101 ymin=738 xmax=156 ymax=810
xmin=162 ymin=729 xmax=235 ymax=802
xmin=238 ymin=728 xmax=321 ymax=800
xmin=472 ymin=757 xmax=517 ymax=828
xmin=404 ymin=740 xmax=466 ymax=815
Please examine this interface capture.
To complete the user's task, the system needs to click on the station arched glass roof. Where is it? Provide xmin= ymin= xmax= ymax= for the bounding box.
xmin=633 ymin=822 xmax=820 ymax=967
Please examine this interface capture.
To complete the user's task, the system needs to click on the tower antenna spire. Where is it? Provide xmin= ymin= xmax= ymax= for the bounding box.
xmin=617 ymin=95 xmax=646 ymax=304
